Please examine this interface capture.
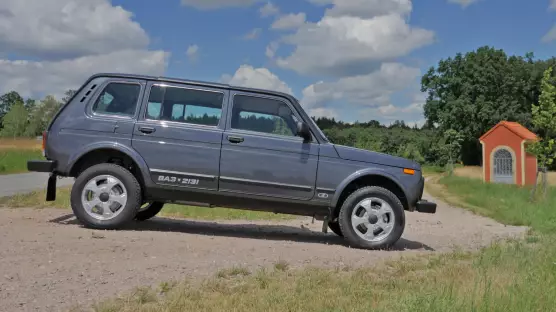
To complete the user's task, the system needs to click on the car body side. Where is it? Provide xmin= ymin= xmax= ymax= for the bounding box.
xmin=38 ymin=73 xmax=427 ymax=220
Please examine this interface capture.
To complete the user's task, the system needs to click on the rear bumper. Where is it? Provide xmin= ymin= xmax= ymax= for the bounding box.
xmin=27 ymin=160 xmax=58 ymax=201
xmin=416 ymin=199 xmax=437 ymax=214
xmin=27 ymin=160 xmax=56 ymax=173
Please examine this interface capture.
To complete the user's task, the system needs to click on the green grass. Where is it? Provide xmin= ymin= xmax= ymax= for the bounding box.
xmin=0 ymin=186 xmax=295 ymax=221
xmin=78 ymin=174 xmax=556 ymax=312
xmin=436 ymin=175 xmax=556 ymax=234
xmin=0 ymin=149 xmax=42 ymax=174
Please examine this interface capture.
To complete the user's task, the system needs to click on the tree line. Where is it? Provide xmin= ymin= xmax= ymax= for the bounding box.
xmin=0 ymin=90 xmax=75 ymax=138
xmin=0 ymin=46 xmax=554 ymax=170
xmin=314 ymin=46 xmax=556 ymax=169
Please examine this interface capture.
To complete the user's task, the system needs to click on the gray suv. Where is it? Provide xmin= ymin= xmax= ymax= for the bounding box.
xmin=27 ymin=73 xmax=436 ymax=250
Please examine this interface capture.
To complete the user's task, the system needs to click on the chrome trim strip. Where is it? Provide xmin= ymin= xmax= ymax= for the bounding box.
xmin=150 ymin=169 xmax=216 ymax=180
xmin=219 ymin=176 xmax=313 ymax=192
xmin=316 ymin=188 xmax=335 ymax=193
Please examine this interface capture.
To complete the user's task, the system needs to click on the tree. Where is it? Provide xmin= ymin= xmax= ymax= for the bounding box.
xmin=442 ymin=129 xmax=464 ymax=175
xmin=527 ymin=67 xmax=556 ymax=199
xmin=0 ymin=91 xmax=24 ymax=127
xmin=62 ymin=89 xmax=77 ymax=104
xmin=24 ymin=95 xmax=63 ymax=137
xmin=421 ymin=46 xmax=556 ymax=165
xmin=0 ymin=102 xmax=28 ymax=138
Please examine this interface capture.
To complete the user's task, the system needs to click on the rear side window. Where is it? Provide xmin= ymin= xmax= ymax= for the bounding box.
xmin=92 ymin=82 xmax=141 ymax=117
xmin=146 ymin=85 xmax=224 ymax=126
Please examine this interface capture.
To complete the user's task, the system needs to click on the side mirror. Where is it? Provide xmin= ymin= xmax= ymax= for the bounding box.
xmin=296 ymin=121 xmax=311 ymax=141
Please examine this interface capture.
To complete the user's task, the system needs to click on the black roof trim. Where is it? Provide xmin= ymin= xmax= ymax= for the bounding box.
xmin=89 ymin=72 xmax=297 ymax=100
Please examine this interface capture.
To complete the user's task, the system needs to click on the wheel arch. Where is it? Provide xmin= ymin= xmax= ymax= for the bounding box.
xmin=67 ymin=142 xmax=151 ymax=188
xmin=331 ymin=169 xmax=409 ymax=219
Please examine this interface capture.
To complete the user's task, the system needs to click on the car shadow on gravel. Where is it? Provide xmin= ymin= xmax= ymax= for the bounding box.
xmin=49 ymin=214 xmax=434 ymax=251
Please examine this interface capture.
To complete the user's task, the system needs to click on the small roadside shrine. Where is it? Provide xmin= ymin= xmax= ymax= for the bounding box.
xmin=479 ymin=121 xmax=538 ymax=186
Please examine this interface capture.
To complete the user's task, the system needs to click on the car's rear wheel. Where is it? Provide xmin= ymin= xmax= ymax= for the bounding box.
xmin=338 ymin=186 xmax=405 ymax=250
xmin=70 ymin=163 xmax=142 ymax=229
xmin=135 ymin=202 xmax=164 ymax=221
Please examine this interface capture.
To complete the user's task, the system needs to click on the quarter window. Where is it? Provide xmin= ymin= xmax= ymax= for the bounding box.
xmin=92 ymin=83 xmax=141 ymax=116
xmin=146 ymin=85 xmax=223 ymax=126
xmin=231 ymin=95 xmax=298 ymax=137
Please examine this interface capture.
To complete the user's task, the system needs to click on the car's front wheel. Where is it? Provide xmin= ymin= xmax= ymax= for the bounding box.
xmin=70 ymin=163 xmax=142 ymax=229
xmin=338 ymin=186 xmax=405 ymax=250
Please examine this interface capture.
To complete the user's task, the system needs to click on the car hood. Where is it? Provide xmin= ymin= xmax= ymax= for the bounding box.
xmin=333 ymin=144 xmax=420 ymax=170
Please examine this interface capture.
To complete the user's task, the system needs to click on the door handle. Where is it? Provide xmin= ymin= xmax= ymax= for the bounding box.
xmin=138 ymin=126 xmax=156 ymax=134
xmin=227 ymin=135 xmax=244 ymax=144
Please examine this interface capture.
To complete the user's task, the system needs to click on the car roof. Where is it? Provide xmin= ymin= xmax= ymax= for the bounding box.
xmin=90 ymin=72 xmax=297 ymax=101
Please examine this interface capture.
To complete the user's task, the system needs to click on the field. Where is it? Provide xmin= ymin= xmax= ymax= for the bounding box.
xmin=453 ymin=165 xmax=556 ymax=185
xmin=0 ymin=138 xmax=42 ymax=174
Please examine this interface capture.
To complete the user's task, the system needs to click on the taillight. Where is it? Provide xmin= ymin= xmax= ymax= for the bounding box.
xmin=42 ymin=131 xmax=47 ymax=157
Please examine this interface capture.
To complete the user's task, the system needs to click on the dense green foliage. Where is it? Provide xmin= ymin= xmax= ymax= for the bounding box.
xmin=0 ymin=92 xmax=66 ymax=138
xmin=422 ymin=47 xmax=556 ymax=165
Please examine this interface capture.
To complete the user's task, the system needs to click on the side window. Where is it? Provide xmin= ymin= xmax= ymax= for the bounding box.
xmin=145 ymin=85 xmax=223 ymax=126
xmin=231 ymin=95 xmax=298 ymax=137
xmin=92 ymin=82 xmax=141 ymax=117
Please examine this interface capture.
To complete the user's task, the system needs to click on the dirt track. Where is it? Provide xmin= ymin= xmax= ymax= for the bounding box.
xmin=0 ymin=191 xmax=527 ymax=312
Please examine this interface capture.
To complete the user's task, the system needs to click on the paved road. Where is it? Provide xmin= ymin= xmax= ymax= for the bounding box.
xmin=0 ymin=172 xmax=74 ymax=197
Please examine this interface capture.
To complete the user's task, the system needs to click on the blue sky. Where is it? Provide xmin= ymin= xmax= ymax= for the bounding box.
xmin=1 ymin=0 xmax=555 ymax=126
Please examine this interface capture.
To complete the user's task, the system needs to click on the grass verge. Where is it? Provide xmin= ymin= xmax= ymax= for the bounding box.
xmin=0 ymin=186 xmax=295 ymax=221
xmin=77 ymin=174 xmax=556 ymax=312
xmin=0 ymin=149 xmax=42 ymax=174
xmin=428 ymin=175 xmax=556 ymax=234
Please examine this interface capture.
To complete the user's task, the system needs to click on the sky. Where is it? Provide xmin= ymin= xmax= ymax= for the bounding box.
xmin=0 ymin=0 xmax=555 ymax=126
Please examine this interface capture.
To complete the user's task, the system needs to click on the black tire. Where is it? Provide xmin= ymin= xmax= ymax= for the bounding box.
xmin=70 ymin=163 xmax=142 ymax=230
xmin=338 ymin=186 xmax=405 ymax=250
xmin=328 ymin=220 xmax=343 ymax=237
xmin=135 ymin=202 xmax=164 ymax=221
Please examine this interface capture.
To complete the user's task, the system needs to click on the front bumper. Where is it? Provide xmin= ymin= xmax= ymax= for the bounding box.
xmin=27 ymin=160 xmax=57 ymax=201
xmin=416 ymin=199 xmax=437 ymax=214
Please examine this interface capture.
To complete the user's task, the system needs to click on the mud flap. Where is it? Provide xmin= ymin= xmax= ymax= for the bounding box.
xmin=46 ymin=174 xmax=57 ymax=202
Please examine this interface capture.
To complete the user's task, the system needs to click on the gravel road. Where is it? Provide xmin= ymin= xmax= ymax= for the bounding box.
xmin=0 ymin=173 xmax=73 ymax=197
xmin=0 ymin=191 xmax=527 ymax=312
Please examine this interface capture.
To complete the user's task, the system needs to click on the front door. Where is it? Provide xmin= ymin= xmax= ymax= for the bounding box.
xmin=218 ymin=92 xmax=319 ymax=200
xmin=493 ymin=148 xmax=514 ymax=184
xmin=132 ymin=82 xmax=228 ymax=191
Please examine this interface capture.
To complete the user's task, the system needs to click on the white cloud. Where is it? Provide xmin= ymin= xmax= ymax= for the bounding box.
xmin=359 ymin=92 xmax=426 ymax=125
xmin=271 ymin=13 xmax=307 ymax=30
xmin=309 ymin=0 xmax=412 ymax=19
xmin=221 ymin=65 xmax=293 ymax=95
xmin=274 ymin=1 xmax=434 ymax=76
xmin=260 ymin=2 xmax=279 ymax=17
xmin=301 ymin=63 xmax=421 ymax=109
xmin=0 ymin=0 xmax=149 ymax=60
xmin=447 ymin=0 xmax=479 ymax=8
xmin=0 ymin=50 xmax=169 ymax=99
xmin=542 ymin=25 xmax=556 ymax=42
xmin=266 ymin=41 xmax=280 ymax=58
xmin=186 ymin=44 xmax=199 ymax=61
xmin=181 ymin=0 xmax=259 ymax=9
xmin=307 ymin=107 xmax=339 ymax=119
xmin=243 ymin=28 xmax=262 ymax=40
xmin=551 ymin=0 xmax=556 ymax=10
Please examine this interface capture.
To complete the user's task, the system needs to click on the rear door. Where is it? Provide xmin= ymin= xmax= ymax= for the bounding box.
xmin=132 ymin=82 xmax=228 ymax=191
xmin=218 ymin=92 xmax=319 ymax=200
